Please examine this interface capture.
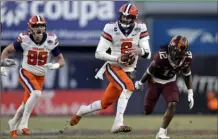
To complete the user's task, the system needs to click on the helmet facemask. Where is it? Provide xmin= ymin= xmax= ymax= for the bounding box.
xmin=168 ymin=44 xmax=187 ymax=65
xmin=29 ymin=24 xmax=46 ymax=43
xmin=119 ymin=13 xmax=136 ymax=29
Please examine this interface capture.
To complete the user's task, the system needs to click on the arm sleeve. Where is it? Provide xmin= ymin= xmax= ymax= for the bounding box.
xmin=100 ymin=24 xmax=113 ymax=43
xmin=146 ymin=52 xmax=161 ymax=74
xmin=182 ymin=52 xmax=193 ymax=76
xmin=13 ymin=34 xmax=23 ymax=52
xmin=95 ymin=23 xmax=117 ymax=62
xmin=51 ymin=46 xmax=61 ymax=57
xmin=95 ymin=38 xmax=117 ymax=62
xmin=139 ymin=23 xmax=149 ymax=40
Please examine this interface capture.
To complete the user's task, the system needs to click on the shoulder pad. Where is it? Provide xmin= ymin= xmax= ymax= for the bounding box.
xmin=17 ymin=32 xmax=29 ymax=43
xmin=46 ymin=33 xmax=59 ymax=48
xmin=153 ymin=50 xmax=168 ymax=65
xmin=48 ymin=33 xmax=55 ymax=37
xmin=21 ymin=32 xmax=29 ymax=36
xmin=108 ymin=21 xmax=115 ymax=24
xmin=135 ymin=20 xmax=144 ymax=24
xmin=151 ymin=50 xmax=169 ymax=68
xmin=47 ymin=32 xmax=57 ymax=39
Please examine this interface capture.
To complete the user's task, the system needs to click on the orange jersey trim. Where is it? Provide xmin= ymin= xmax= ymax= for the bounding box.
xmin=102 ymin=31 xmax=112 ymax=42
xmin=140 ymin=31 xmax=149 ymax=39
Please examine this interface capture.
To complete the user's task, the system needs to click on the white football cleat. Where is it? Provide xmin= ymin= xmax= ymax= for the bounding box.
xmin=111 ymin=123 xmax=132 ymax=133
xmin=156 ymin=132 xmax=170 ymax=139
xmin=8 ymin=119 xmax=19 ymax=131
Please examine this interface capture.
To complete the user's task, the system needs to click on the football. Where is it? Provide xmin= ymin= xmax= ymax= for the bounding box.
xmin=127 ymin=56 xmax=135 ymax=65
xmin=121 ymin=52 xmax=135 ymax=65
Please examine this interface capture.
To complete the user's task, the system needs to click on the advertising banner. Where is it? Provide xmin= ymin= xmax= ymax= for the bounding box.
xmin=1 ymin=1 xmax=125 ymax=46
xmin=1 ymin=90 xmax=114 ymax=115
xmin=152 ymin=18 xmax=217 ymax=55
xmin=1 ymin=54 xmax=217 ymax=114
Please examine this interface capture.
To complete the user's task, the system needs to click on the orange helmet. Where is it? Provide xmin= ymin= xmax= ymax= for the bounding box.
xmin=119 ymin=4 xmax=138 ymax=28
xmin=28 ymin=15 xmax=46 ymax=35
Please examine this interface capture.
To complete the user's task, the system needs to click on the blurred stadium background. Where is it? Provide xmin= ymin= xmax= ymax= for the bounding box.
xmin=0 ymin=1 xmax=217 ymax=139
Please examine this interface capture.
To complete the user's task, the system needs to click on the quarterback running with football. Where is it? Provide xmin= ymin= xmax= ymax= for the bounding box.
xmin=1 ymin=15 xmax=65 ymax=137
xmin=70 ymin=3 xmax=151 ymax=133
xmin=135 ymin=35 xmax=194 ymax=139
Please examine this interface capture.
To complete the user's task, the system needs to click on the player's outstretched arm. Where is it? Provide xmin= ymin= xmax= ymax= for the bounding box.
xmin=1 ymin=43 xmax=17 ymax=67
xmin=1 ymin=43 xmax=17 ymax=76
xmin=183 ymin=68 xmax=194 ymax=109
xmin=135 ymin=61 xmax=155 ymax=90
xmin=54 ymin=54 xmax=65 ymax=68
xmin=1 ymin=43 xmax=16 ymax=60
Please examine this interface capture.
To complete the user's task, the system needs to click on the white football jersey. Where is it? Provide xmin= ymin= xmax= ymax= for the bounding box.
xmin=101 ymin=21 xmax=150 ymax=72
xmin=15 ymin=32 xmax=59 ymax=76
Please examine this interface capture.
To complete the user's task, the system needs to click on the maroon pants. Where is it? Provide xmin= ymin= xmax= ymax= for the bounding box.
xmin=144 ymin=80 xmax=179 ymax=115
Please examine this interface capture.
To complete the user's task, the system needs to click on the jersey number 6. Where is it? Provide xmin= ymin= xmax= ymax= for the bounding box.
xmin=121 ymin=42 xmax=132 ymax=55
xmin=27 ymin=50 xmax=48 ymax=66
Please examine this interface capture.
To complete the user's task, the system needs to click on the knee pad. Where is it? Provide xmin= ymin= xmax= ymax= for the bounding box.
xmin=31 ymin=90 xmax=41 ymax=98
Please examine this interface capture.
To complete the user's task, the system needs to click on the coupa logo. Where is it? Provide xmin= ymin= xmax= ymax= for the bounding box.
xmin=1 ymin=1 xmax=116 ymax=28
xmin=1 ymin=1 xmax=28 ymax=27
xmin=168 ymin=28 xmax=217 ymax=44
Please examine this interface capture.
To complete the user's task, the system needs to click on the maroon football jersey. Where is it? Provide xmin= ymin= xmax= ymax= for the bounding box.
xmin=149 ymin=47 xmax=192 ymax=80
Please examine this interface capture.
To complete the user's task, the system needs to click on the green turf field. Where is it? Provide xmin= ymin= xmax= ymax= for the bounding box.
xmin=0 ymin=115 xmax=217 ymax=139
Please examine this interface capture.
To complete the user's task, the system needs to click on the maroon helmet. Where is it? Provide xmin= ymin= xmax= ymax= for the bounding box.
xmin=168 ymin=35 xmax=189 ymax=63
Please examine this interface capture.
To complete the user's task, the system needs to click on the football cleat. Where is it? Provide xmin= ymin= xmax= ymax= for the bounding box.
xmin=70 ymin=115 xmax=82 ymax=126
xmin=9 ymin=130 xmax=17 ymax=138
xmin=156 ymin=132 xmax=170 ymax=139
xmin=21 ymin=128 xmax=30 ymax=135
xmin=8 ymin=119 xmax=19 ymax=138
xmin=111 ymin=125 xmax=132 ymax=133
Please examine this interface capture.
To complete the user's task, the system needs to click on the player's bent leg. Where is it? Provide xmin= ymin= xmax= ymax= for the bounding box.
xmin=8 ymin=103 xmax=25 ymax=138
xmin=161 ymin=102 xmax=177 ymax=129
xmin=144 ymin=80 xmax=161 ymax=115
xmin=111 ymin=89 xmax=133 ymax=133
xmin=156 ymin=102 xmax=177 ymax=139
xmin=105 ymin=64 xmax=134 ymax=133
xmin=70 ymin=83 xmax=120 ymax=126
xmin=18 ymin=90 xmax=41 ymax=135
xmin=70 ymin=100 xmax=102 ymax=126
xmin=156 ymin=81 xmax=179 ymax=138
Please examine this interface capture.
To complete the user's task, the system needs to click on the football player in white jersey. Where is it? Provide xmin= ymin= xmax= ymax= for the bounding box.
xmin=1 ymin=15 xmax=65 ymax=137
xmin=70 ymin=3 xmax=151 ymax=133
